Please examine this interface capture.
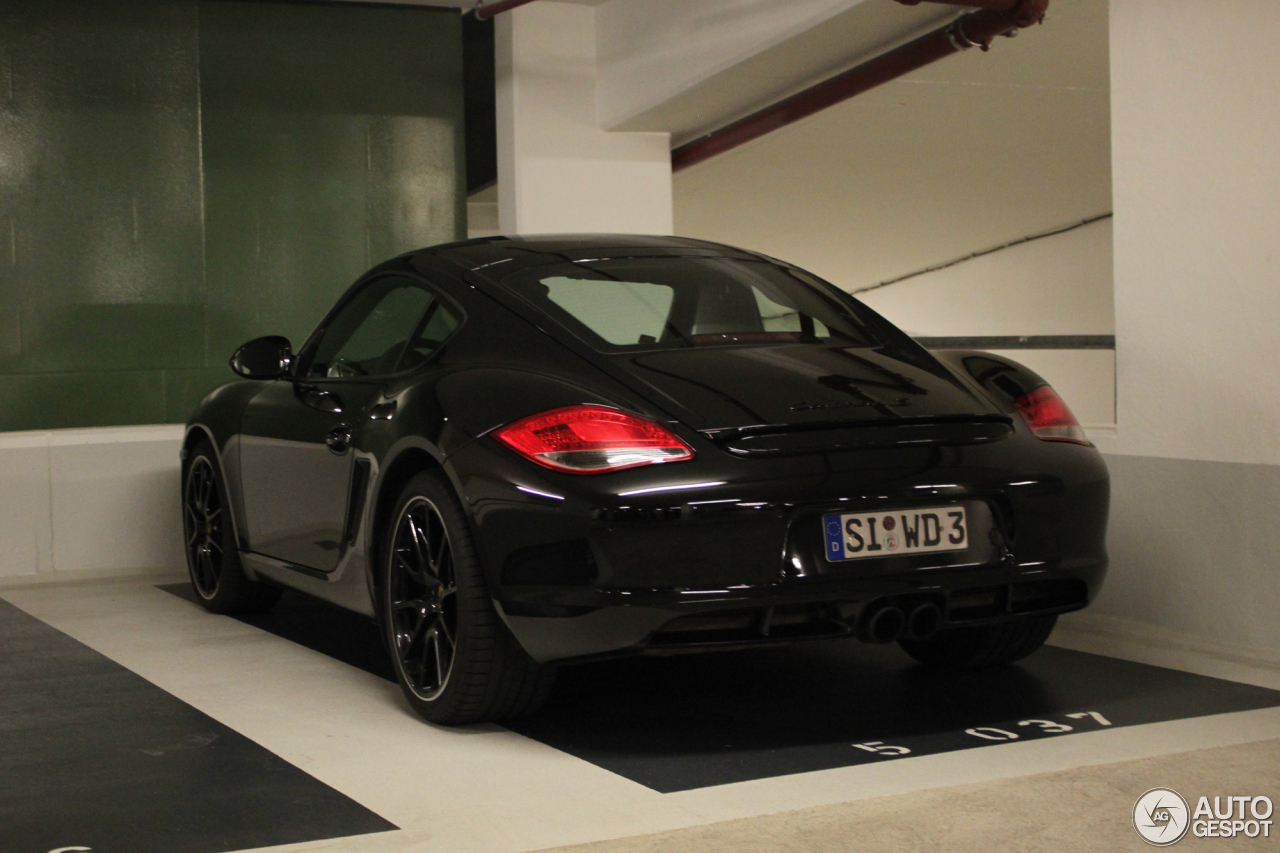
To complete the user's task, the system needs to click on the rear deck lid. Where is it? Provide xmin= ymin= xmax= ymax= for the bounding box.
xmin=618 ymin=342 xmax=1002 ymax=434
xmin=491 ymin=254 xmax=1005 ymax=435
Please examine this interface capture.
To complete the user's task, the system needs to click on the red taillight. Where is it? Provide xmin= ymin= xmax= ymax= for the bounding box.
xmin=1015 ymin=385 xmax=1090 ymax=445
xmin=492 ymin=405 xmax=695 ymax=473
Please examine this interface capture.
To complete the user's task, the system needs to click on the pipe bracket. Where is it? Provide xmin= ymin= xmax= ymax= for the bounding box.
xmin=947 ymin=17 xmax=982 ymax=51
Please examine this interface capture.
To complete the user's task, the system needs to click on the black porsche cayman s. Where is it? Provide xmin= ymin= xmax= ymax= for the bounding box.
xmin=182 ymin=235 xmax=1109 ymax=724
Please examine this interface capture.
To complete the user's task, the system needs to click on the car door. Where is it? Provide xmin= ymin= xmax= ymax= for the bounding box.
xmin=238 ymin=274 xmax=444 ymax=572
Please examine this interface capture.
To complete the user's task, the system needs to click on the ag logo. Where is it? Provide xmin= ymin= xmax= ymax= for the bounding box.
xmin=1134 ymin=788 xmax=1190 ymax=846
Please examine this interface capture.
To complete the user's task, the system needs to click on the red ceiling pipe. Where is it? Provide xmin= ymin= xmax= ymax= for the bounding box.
xmin=473 ymin=0 xmax=540 ymax=21
xmin=671 ymin=0 xmax=1049 ymax=173
xmin=895 ymin=0 xmax=1032 ymax=9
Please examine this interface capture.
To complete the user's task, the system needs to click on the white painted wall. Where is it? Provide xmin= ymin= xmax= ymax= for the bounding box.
xmin=0 ymin=426 xmax=184 ymax=580
xmin=496 ymin=1 xmax=673 ymax=235
xmin=855 ymin=218 xmax=1115 ymax=339
xmin=856 ymin=217 xmax=1116 ymax=425
xmin=1099 ymin=0 xmax=1280 ymax=468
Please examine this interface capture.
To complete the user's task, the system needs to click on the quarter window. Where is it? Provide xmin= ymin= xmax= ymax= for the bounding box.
xmin=308 ymin=276 xmax=456 ymax=378
xmin=396 ymin=300 xmax=460 ymax=373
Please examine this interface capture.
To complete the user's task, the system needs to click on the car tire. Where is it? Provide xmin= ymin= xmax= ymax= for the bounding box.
xmin=898 ymin=614 xmax=1057 ymax=668
xmin=182 ymin=441 xmax=282 ymax=614
xmin=382 ymin=471 xmax=555 ymax=725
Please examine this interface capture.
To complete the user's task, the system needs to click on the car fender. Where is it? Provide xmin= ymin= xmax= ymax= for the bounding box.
xmin=362 ymin=433 xmax=459 ymax=607
xmin=183 ymin=379 xmax=270 ymax=555
xmin=434 ymin=366 xmax=664 ymax=442
xmin=930 ymin=349 xmax=1054 ymax=413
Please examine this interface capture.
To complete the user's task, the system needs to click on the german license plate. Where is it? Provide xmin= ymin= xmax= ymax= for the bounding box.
xmin=823 ymin=506 xmax=968 ymax=562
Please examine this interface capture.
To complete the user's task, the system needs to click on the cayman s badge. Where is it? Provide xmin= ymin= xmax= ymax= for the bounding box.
xmin=790 ymin=398 xmax=913 ymax=412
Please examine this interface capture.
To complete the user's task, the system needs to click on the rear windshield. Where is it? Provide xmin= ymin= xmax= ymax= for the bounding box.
xmin=501 ymin=257 xmax=877 ymax=352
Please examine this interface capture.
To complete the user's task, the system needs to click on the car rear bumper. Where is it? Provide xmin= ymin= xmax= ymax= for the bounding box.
xmin=447 ymin=435 xmax=1111 ymax=665
xmin=497 ymin=558 xmax=1105 ymax=663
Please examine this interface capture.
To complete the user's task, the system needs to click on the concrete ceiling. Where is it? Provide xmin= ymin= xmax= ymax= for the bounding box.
xmin=671 ymin=0 xmax=1112 ymax=292
xmin=607 ymin=1 xmax=956 ymax=143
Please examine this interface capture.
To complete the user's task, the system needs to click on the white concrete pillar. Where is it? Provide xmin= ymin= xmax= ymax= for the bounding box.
xmin=1061 ymin=0 xmax=1280 ymax=665
xmin=495 ymin=1 xmax=673 ymax=235
xmin=1107 ymin=0 xmax=1280 ymax=465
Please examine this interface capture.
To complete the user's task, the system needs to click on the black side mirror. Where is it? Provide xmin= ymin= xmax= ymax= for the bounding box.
xmin=230 ymin=336 xmax=294 ymax=379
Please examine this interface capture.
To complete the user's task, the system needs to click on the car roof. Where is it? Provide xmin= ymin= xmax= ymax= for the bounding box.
xmin=419 ymin=234 xmax=767 ymax=273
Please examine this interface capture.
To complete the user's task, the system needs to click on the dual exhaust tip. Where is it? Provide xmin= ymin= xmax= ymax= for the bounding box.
xmin=860 ymin=601 xmax=942 ymax=644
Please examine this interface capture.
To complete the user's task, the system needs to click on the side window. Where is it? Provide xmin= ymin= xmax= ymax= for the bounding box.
xmin=396 ymin=301 xmax=460 ymax=372
xmin=308 ymin=276 xmax=452 ymax=378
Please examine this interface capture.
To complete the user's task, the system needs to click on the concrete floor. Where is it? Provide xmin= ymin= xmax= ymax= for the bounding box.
xmin=2 ymin=575 xmax=1279 ymax=853
xmin=535 ymin=738 xmax=1280 ymax=853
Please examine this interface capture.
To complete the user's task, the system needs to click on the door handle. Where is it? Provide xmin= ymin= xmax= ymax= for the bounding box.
xmin=369 ymin=400 xmax=397 ymax=421
xmin=297 ymin=383 xmax=344 ymax=414
xmin=326 ymin=424 xmax=353 ymax=454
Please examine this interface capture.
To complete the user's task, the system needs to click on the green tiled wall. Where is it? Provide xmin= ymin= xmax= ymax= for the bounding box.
xmin=0 ymin=0 xmax=464 ymax=432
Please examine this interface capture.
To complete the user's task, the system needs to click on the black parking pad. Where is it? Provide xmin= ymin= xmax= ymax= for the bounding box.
xmin=0 ymin=598 xmax=397 ymax=853
xmin=515 ymin=642 xmax=1280 ymax=792
xmin=158 ymin=583 xmax=1280 ymax=793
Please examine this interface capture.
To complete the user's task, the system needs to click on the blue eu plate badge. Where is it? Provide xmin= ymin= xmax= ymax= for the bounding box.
xmin=825 ymin=515 xmax=847 ymax=561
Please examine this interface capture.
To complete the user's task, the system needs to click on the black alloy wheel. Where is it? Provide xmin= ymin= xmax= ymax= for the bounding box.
xmin=184 ymin=455 xmax=225 ymax=599
xmin=387 ymin=496 xmax=458 ymax=701
xmin=383 ymin=471 xmax=555 ymax=724
xmin=182 ymin=441 xmax=281 ymax=614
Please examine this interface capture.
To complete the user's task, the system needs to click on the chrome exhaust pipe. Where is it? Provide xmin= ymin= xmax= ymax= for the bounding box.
xmin=862 ymin=606 xmax=906 ymax=644
xmin=905 ymin=602 xmax=942 ymax=641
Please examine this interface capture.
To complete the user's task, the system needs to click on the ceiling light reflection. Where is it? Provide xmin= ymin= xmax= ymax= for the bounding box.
xmin=617 ymin=481 xmax=727 ymax=497
xmin=517 ymin=485 xmax=565 ymax=501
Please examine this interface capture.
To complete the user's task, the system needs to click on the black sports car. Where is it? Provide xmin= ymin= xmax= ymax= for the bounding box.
xmin=182 ymin=235 xmax=1109 ymax=724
